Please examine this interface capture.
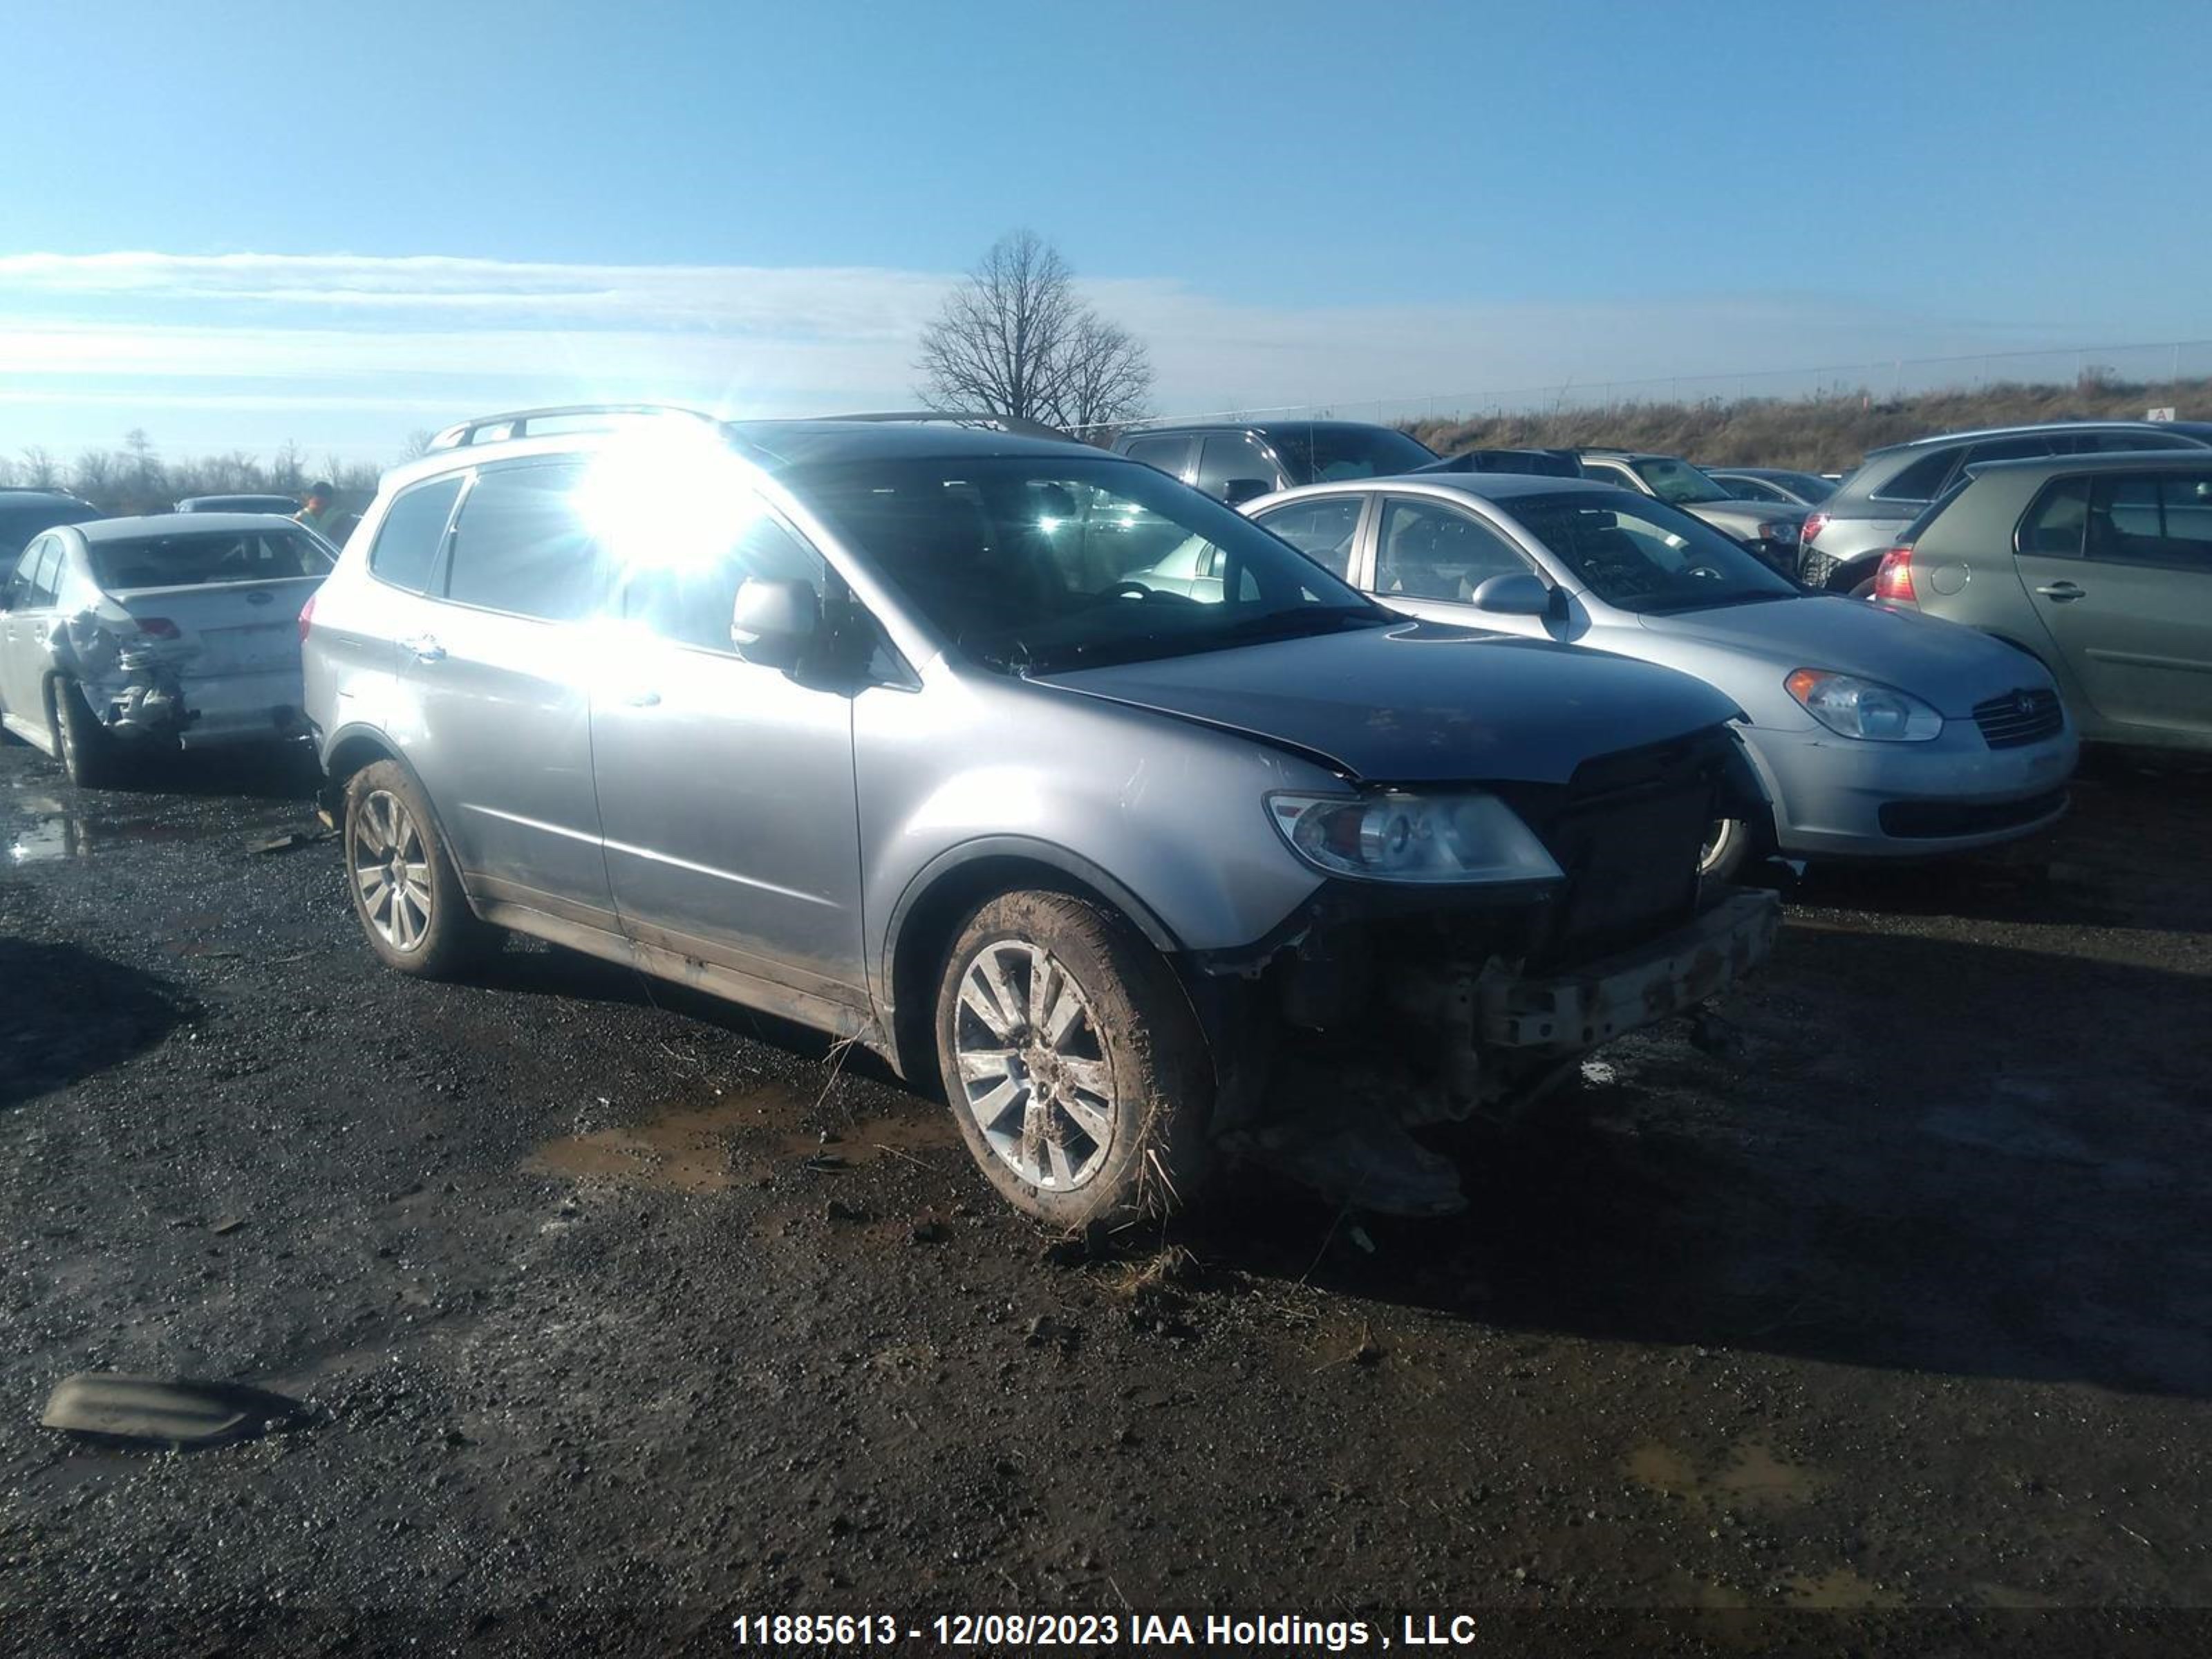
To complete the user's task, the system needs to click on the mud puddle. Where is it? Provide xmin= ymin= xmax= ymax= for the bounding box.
xmin=1628 ymin=1437 xmax=1827 ymax=1510
xmin=529 ymin=1084 xmax=959 ymax=1192
xmin=5 ymin=783 xmax=307 ymax=865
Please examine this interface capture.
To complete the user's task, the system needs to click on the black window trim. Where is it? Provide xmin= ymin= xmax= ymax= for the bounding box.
xmin=366 ymin=469 xmax=469 ymax=598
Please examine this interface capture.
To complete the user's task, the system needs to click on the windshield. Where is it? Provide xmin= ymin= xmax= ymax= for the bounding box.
xmin=89 ymin=529 xmax=334 ymax=590
xmin=1630 ymin=456 xmax=1734 ymax=505
xmin=1265 ymin=426 xmax=1436 ymax=483
xmin=1506 ymin=490 xmax=1800 ymax=615
xmin=790 ymin=455 xmax=1387 ymax=673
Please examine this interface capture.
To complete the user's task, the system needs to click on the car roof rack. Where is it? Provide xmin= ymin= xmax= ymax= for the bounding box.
xmin=424 ymin=404 xmax=724 ymax=452
xmin=823 ymin=409 xmax=1069 ymax=440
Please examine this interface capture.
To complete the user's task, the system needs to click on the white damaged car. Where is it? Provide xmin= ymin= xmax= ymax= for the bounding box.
xmin=0 ymin=514 xmax=334 ymax=786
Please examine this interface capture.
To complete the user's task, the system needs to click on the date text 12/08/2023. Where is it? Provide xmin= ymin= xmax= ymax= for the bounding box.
xmin=731 ymin=1613 xmax=1487 ymax=1649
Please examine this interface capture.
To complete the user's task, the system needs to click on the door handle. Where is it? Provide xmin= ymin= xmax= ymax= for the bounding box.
xmin=404 ymin=635 xmax=447 ymax=662
xmin=2034 ymin=581 xmax=2085 ymax=602
xmin=622 ymin=690 xmax=662 ymax=707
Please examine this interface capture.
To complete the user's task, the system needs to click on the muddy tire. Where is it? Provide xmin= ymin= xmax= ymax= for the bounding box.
xmin=50 ymin=677 xmax=122 ymax=788
xmin=342 ymin=760 xmax=498 ymax=977
xmin=934 ymin=890 xmax=1212 ymax=1228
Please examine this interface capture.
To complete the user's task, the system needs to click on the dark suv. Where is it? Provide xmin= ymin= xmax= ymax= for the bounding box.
xmin=1799 ymin=419 xmax=2212 ymax=594
xmin=0 ymin=489 xmax=103 ymax=562
xmin=1114 ymin=420 xmax=1437 ymax=504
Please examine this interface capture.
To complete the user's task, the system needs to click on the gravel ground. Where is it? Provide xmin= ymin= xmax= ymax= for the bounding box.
xmin=1 ymin=735 xmax=2208 ymax=1656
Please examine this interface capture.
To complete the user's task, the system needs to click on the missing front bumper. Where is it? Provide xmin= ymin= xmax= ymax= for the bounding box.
xmin=1474 ymin=890 xmax=1781 ymax=1053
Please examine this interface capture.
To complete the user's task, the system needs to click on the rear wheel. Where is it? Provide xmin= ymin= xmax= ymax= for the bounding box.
xmin=935 ymin=890 xmax=1212 ymax=1227
xmin=50 ymin=677 xmax=122 ymax=788
xmin=343 ymin=760 xmax=497 ymax=977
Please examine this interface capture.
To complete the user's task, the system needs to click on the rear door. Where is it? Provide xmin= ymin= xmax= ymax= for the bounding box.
xmin=2015 ymin=469 xmax=2212 ymax=736
xmin=589 ymin=489 xmax=867 ymax=1007
xmin=0 ymin=538 xmax=63 ymax=720
xmin=398 ymin=459 xmax=616 ymax=925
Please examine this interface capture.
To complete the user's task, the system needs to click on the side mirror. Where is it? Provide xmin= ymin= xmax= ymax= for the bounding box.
xmin=1468 ymin=572 xmax=1554 ymax=617
xmin=729 ymin=576 xmax=821 ymax=668
xmin=1220 ymin=478 xmax=1271 ymax=507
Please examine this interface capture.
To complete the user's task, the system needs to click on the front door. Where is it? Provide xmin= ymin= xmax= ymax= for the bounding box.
xmin=589 ymin=494 xmax=866 ymax=1009
xmin=395 ymin=459 xmax=615 ymax=926
xmin=2016 ymin=470 xmax=2212 ymax=738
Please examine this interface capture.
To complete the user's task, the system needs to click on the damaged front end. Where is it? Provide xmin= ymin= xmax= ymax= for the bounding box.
xmin=1189 ymin=727 xmax=1780 ymax=1215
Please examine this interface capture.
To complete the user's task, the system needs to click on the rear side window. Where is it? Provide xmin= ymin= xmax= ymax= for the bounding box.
xmin=1121 ymin=436 xmax=1190 ymax=478
xmin=1253 ymin=495 xmax=1363 ymax=579
xmin=368 ymin=476 xmax=465 ymax=593
xmin=444 ymin=463 xmax=604 ymax=621
xmin=29 ymin=541 xmax=64 ymax=606
xmin=2087 ymin=473 xmax=2212 ymax=570
xmin=1869 ymin=447 xmax=1962 ymax=505
xmin=1194 ymin=434 xmax=1280 ymax=499
xmin=2018 ymin=478 xmax=2090 ymax=557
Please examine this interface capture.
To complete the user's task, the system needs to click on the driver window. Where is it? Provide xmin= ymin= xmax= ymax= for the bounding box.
xmin=1375 ymin=498 xmax=1528 ymax=601
xmin=625 ymin=506 xmax=827 ymax=655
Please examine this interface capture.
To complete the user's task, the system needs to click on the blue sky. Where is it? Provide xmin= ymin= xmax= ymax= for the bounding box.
xmin=6 ymin=0 xmax=2209 ymax=463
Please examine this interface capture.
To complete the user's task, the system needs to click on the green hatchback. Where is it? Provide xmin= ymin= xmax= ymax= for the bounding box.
xmin=1871 ymin=451 xmax=2212 ymax=753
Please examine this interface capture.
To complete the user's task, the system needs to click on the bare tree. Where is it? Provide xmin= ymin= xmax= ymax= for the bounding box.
xmin=400 ymin=428 xmax=436 ymax=462
xmin=72 ymin=449 xmax=118 ymax=501
xmin=270 ymin=440 xmax=305 ymax=492
xmin=1056 ymin=314 xmax=1154 ymax=444
xmin=123 ymin=428 xmax=162 ymax=500
xmin=916 ymin=229 xmax=1152 ymax=436
xmin=19 ymin=447 xmax=59 ymax=489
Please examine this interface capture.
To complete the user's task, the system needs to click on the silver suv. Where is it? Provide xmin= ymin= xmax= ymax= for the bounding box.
xmin=1799 ymin=420 xmax=2212 ymax=594
xmin=302 ymin=407 xmax=1778 ymax=1222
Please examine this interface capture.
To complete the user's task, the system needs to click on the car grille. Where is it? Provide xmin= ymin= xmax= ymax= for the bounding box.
xmin=1499 ymin=727 xmax=1739 ymax=966
xmin=1972 ymin=687 xmax=2065 ymax=749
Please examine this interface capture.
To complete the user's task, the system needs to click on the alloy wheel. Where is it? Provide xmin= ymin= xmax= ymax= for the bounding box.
xmin=350 ymin=789 xmax=435 ymax=952
xmin=952 ymin=940 xmax=1116 ymax=1191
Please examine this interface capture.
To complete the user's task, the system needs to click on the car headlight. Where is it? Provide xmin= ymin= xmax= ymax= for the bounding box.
xmin=1266 ymin=790 xmax=1564 ymax=884
xmin=1785 ymin=668 xmax=1942 ymax=741
xmin=1756 ymin=520 xmax=1801 ymax=543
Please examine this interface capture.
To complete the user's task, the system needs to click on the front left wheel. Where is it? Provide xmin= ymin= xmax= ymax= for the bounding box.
xmin=934 ymin=890 xmax=1212 ymax=1228
xmin=343 ymin=760 xmax=498 ymax=977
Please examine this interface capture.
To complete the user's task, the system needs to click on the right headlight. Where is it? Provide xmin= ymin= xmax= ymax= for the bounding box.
xmin=1266 ymin=789 xmax=1564 ymax=885
xmin=1785 ymin=668 xmax=1943 ymax=741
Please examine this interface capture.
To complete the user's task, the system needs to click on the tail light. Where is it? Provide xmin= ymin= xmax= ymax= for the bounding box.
xmin=298 ymin=590 xmax=318 ymax=644
xmin=135 ymin=617 xmax=180 ymax=640
xmin=1801 ymin=511 xmax=1828 ymax=546
xmin=1873 ymin=547 xmax=1916 ymax=603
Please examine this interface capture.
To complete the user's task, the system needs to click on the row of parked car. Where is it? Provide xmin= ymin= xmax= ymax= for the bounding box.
xmin=0 ymin=404 xmax=2200 ymax=1224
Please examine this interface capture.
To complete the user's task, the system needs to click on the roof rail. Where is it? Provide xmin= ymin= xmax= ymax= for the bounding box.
xmin=425 ymin=404 xmax=723 ymax=452
xmin=824 ymin=409 xmax=1070 ymax=440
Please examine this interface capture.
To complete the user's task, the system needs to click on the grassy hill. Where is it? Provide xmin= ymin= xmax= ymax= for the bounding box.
xmin=1403 ymin=373 xmax=2212 ymax=474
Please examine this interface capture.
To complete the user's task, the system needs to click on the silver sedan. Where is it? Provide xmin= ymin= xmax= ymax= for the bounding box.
xmin=1237 ymin=475 xmax=2081 ymax=877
